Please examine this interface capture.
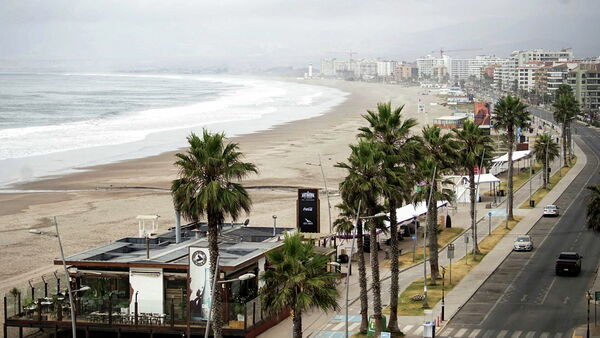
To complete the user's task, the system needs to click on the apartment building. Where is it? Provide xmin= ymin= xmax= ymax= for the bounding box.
xmin=417 ymin=55 xmax=450 ymax=80
xmin=567 ymin=63 xmax=600 ymax=119
xmin=517 ymin=62 xmax=545 ymax=91
xmin=376 ymin=60 xmax=397 ymax=77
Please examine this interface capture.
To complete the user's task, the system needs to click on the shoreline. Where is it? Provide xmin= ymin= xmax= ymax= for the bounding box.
xmin=0 ymin=78 xmax=452 ymax=288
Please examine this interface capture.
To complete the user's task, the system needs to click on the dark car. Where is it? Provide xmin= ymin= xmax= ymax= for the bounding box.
xmin=555 ymin=252 xmax=582 ymax=276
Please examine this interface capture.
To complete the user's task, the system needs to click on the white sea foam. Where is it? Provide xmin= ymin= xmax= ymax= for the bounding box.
xmin=0 ymin=74 xmax=348 ymax=187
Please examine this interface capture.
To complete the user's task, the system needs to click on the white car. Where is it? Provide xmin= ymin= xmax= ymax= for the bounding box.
xmin=513 ymin=235 xmax=533 ymax=251
xmin=543 ymin=204 xmax=560 ymax=217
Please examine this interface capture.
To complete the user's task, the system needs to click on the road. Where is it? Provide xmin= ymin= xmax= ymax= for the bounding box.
xmin=439 ymin=107 xmax=600 ymax=338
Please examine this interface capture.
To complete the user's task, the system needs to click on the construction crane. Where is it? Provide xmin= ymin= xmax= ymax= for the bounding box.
xmin=432 ymin=48 xmax=483 ymax=58
xmin=328 ymin=50 xmax=358 ymax=62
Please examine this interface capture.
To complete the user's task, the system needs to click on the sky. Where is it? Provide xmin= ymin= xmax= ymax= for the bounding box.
xmin=1 ymin=0 xmax=599 ymax=71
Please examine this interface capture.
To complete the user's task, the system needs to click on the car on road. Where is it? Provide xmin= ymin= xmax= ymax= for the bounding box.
xmin=513 ymin=235 xmax=533 ymax=251
xmin=543 ymin=204 xmax=560 ymax=217
xmin=555 ymin=252 xmax=582 ymax=276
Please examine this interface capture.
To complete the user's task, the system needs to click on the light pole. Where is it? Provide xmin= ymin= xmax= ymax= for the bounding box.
xmin=272 ymin=215 xmax=277 ymax=236
xmin=423 ymin=166 xmax=437 ymax=308
xmin=344 ymin=200 xmax=361 ymax=338
xmin=587 ymin=290 xmax=592 ymax=338
xmin=441 ymin=267 xmax=446 ymax=321
xmin=54 ymin=217 xmax=77 ymax=338
xmin=306 ymin=154 xmax=333 ymax=234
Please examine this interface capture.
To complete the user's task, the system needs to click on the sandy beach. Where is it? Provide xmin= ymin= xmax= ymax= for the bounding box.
xmin=0 ymin=78 xmax=453 ymax=293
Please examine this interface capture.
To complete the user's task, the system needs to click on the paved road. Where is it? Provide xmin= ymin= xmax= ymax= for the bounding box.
xmin=439 ymin=107 xmax=600 ymax=338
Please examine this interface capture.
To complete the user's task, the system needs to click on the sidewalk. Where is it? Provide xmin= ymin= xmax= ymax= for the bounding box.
xmin=260 ymin=131 xmax=583 ymax=338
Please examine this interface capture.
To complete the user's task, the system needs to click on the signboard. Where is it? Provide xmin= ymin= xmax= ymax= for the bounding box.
xmin=189 ymin=247 xmax=212 ymax=321
xmin=297 ymin=188 xmax=320 ymax=233
xmin=595 ymin=291 xmax=600 ymax=302
xmin=488 ymin=212 xmax=493 ymax=217
xmin=464 ymin=233 xmax=469 ymax=243
xmin=447 ymin=243 xmax=455 ymax=259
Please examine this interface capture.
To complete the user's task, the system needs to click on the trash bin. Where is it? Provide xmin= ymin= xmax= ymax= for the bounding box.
xmin=529 ymin=200 xmax=535 ymax=207
xmin=498 ymin=189 xmax=505 ymax=197
xmin=367 ymin=315 xmax=388 ymax=337
xmin=338 ymin=254 xmax=349 ymax=264
xmin=423 ymin=321 xmax=436 ymax=338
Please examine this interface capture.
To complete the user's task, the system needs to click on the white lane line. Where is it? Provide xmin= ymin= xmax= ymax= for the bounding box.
xmin=414 ymin=325 xmax=424 ymax=335
xmin=469 ymin=329 xmax=481 ymax=337
xmin=511 ymin=330 xmax=522 ymax=338
xmin=402 ymin=325 xmax=413 ymax=333
xmin=455 ymin=328 xmax=468 ymax=337
xmin=540 ymin=278 xmax=556 ymax=304
xmin=348 ymin=322 xmax=360 ymax=332
xmin=497 ymin=330 xmax=509 ymax=338
xmin=332 ymin=322 xmax=345 ymax=331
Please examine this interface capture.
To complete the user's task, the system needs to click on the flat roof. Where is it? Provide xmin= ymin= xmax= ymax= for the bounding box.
xmin=434 ymin=116 xmax=467 ymax=121
xmin=57 ymin=222 xmax=293 ymax=270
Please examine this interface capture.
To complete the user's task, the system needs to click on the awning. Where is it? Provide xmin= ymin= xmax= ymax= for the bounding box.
xmin=492 ymin=150 xmax=531 ymax=163
xmin=384 ymin=200 xmax=449 ymax=227
xmin=460 ymin=174 xmax=501 ymax=184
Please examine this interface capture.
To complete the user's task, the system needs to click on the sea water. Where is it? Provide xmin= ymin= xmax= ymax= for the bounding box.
xmin=0 ymin=73 xmax=348 ymax=188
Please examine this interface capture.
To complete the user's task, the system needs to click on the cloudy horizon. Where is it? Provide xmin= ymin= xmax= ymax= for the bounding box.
xmin=1 ymin=0 xmax=599 ymax=71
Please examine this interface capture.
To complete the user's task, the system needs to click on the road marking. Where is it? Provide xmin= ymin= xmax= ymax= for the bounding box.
xmin=348 ymin=322 xmax=360 ymax=331
xmin=455 ymin=328 xmax=468 ymax=337
xmin=540 ymin=278 xmax=556 ymax=304
xmin=402 ymin=325 xmax=413 ymax=333
xmin=332 ymin=322 xmax=345 ymax=331
xmin=525 ymin=331 xmax=536 ymax=338
xmin=497 ymin=330 xmax=509 ymax=338
xmin=540 ymin=332 xmax=550 ymax=338
xmin=482 ymin=330 xmax=496 ymax=338
xmin=554 ymin=333 xmax=563 ymax=338
xmin=521 ymin=294 xmax=528 ymax=302
xmin=469 ymin=329 xmax=481 ymax=337
xmin=511 ymin=330 xmax=522 ymax=338
xmin=443 ymin=327 xmax=454 ymax=336
xmin=563 ymin=296 xmax=570 ymax=304
xmin=323 ymin=323 xmax=333 ymax=330
xmin=414 ymin=325 xmax=424 ymax=335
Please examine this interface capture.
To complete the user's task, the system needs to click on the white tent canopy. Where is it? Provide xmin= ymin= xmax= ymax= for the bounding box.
xmin=384 ymin=200 xmax=449 ymax=228
xmin=492 ymin=150 xmax=531 ymax=163
xmin=460 ymin=174 xmax=501 ymax=184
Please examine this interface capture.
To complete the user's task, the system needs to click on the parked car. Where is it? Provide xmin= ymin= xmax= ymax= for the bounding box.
xmin=543 ymin=204 xmax=560 ymax=217
xmin=513 ymin=235 xmax=533 ymax=251
xmin=555 ymin=252 xmax=582 ymax=276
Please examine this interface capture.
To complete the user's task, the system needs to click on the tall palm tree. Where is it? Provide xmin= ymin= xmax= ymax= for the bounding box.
xmin=493 ymin=95 xmax=531 ymax=221
xmin=336 ymin=140 xmax=386 ymax=335
xmin=332 ymin=195 xmax=369 ymax=333
xmin=533 ymin=133 xmax=559 ymax=189
xmin=453 ymin=120 xmax=494 ymax=255
xmin=171 ymin=130 xmax=257 ymax=338
xmin=553 ymin=93 xmax=579 ymax=166
xmin=357 ymin=101 xmax=419 ymax=333
xmin=587 ymin=183 xmax=600 ymax=231
xmin=260 ymin=232 xmax=339 ymax=338
xmin=415 ymin=126 xmax=458 ymax=282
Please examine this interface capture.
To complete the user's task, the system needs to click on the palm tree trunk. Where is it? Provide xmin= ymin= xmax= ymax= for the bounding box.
xmin=562 ymin=125 xmax=567 ymax=166
xmin=356 ymin=220 xmax=369 ymax=333
xmin=292 ymin=309 xmax=302 ymax=338
xmin=543 ymin=158 xmax=548 ymax=189
xmin=428 ymin=184 xmax=440 ymax=283
xmin=387 ymin=200 xmax=400 ymax=333
xmin=507 ymin=129 xmax=515 ymax=221
xmin=369 ymin=217 xmax=382 ymax=335
xmin=567 ymin=122 xmax=573 ymax=164
xmin=208 ymin=212 xmax=223 ymax=338
xmin=469 ymin=169 xmax=479 ymax=254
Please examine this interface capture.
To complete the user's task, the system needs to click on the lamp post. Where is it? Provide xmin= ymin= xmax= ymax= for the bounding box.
xmin=54 ymin=217 xmax=77 ymax=338
xmin=272 ymin=215 xmax=277 ymax=236
xmin=441 ymin=267 xmax=446 ymax=321
xmin=344 ymin=200 xmax=361 ymax=338
xmin=423 ymin=166 xmax=437 ymax=308
xmin=587 ymin=290 xmax=592 ymax=338
xmin=306 ymin=154 xmax=333 ymax=234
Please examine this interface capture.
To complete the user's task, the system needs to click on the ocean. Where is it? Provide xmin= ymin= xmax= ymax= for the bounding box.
xmin=0 ymin=73 xmax=348 ymax=188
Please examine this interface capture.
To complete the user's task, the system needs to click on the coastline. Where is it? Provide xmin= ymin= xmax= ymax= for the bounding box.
xmin=0 ymin=78 xmax=452 ymax=288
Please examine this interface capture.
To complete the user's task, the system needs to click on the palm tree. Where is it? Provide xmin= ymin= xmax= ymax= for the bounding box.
xmin=336 ymin=140 xmax=386 ymax=335
xmin=260 ymin=232 xmax=339 ymax=338
xmin=453 ymin=120 xmax=494 ymax=255
xmin=357 ymin=101 xmax=419 ymax=333
xmin=171 ymin=130 xmax=257 ymax=338
xmin=587 ymin=183 xmax=600 ymax=231
xmin=332 ymin=195 xmax=369 ymax=333
xmin=415 ymin=126 xmax=458 ymax=282
xmin=493 ymin=95 xmax=531 ymax=221
xmin=553 ymin=93 xmax=579 ymax=166
xmin=533 ymin=133 xmax=559 ymax=189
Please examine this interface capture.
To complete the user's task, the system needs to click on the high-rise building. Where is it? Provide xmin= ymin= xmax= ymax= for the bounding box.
xmin=320 ymin=58 xmax=336 ymax=77
xmin=567 ymin=62 xmax=600 ymax=120
xmin=376 ymin=60 xmax=397 ymax=77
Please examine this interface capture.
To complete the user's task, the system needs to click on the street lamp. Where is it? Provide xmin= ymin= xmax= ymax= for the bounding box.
xmin=306 ymin=154 xmax=333 ymax=234
xmin=423 ymin=166 xmax=437 ymax=309
xmin=272 ymin=215 xmax=277 ymax=236
xmin=587 ymin=290 xmax=593 ymax=338
xmin=441 ymin=267 xmax=446 ymax=321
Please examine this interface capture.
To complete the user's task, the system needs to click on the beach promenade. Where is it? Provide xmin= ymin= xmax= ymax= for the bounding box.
xmin=260 ymin=121 xmax=586 ymax=338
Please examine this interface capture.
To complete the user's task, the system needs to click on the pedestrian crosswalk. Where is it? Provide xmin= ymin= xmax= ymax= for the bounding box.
xmin=433 ymin=327 xmax=565 ymax=338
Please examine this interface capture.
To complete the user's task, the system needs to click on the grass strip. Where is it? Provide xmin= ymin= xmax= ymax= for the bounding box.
xmin=389 ymin=217 xmax=522 ymax=316
xmin=519 ymin=156 xmax=576 ymax=209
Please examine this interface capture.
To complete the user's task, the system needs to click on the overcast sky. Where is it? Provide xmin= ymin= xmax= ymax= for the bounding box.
xmin=1 ymin=0 xmax=599 ymax=71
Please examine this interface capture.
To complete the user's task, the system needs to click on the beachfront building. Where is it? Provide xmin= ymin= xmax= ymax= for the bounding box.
xmin=393 ymin=62 xmax=418 ymax=82
xmin=3 ymin=219 xmax=298 ymax=337
xmin=417 ymin=55 xmax=450 ymax=82
xmin=433 ymin=115 xmax=467 ymax=129
xmin=567 ymin=62 xmax=600 ymax=121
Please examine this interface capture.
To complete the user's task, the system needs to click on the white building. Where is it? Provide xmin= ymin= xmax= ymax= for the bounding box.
xmin=376 ymin=60 xmax=397 ymax=77
xmin=517 ymin=62 xmax=545 ymax=91
xmin=320 ymin=58 xmax=336 ymax=77
xmin=417 ymin=55 xmax=450 ymax=81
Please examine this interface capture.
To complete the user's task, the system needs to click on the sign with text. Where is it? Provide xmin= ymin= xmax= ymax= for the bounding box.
xmin=189 ymin=247 xmax=212 ymax=321
xmin=447 ymin=243 xmax=455 ymax=259
xmin=297 ymin=188 xmax=320 ymax=233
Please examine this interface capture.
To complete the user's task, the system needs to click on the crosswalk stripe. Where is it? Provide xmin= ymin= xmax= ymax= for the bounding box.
xmin=443 ymin=327 xmax=454 ymax=337
xmin=554 ymin=333 xmax=563 ymax=338
xmin=525 ymin=331 xmax=536 ymax=338
xmin=469 ymin=329 xmax=481 ymax=337
xmin=402 ymin=325 xmax=414 ymax=333
xmin=414 ymin=325 xmax=424 ymax=335
xmin=511 ymin=330 xmax=522 ymax=338
xmin=497 ymin=330 xmax=509 ymax=338
xmin=348 ymin=322 xmax=360 ymax=331
xmin=482 ymin=330 xmax=496 ymax=338
xmin=332 ymin=322 xmax=345 ymax=331
xmin=540 ymin=332 xmax=550 ymax=338
xmin=456 ymin=328 xmax=468 ymax=337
